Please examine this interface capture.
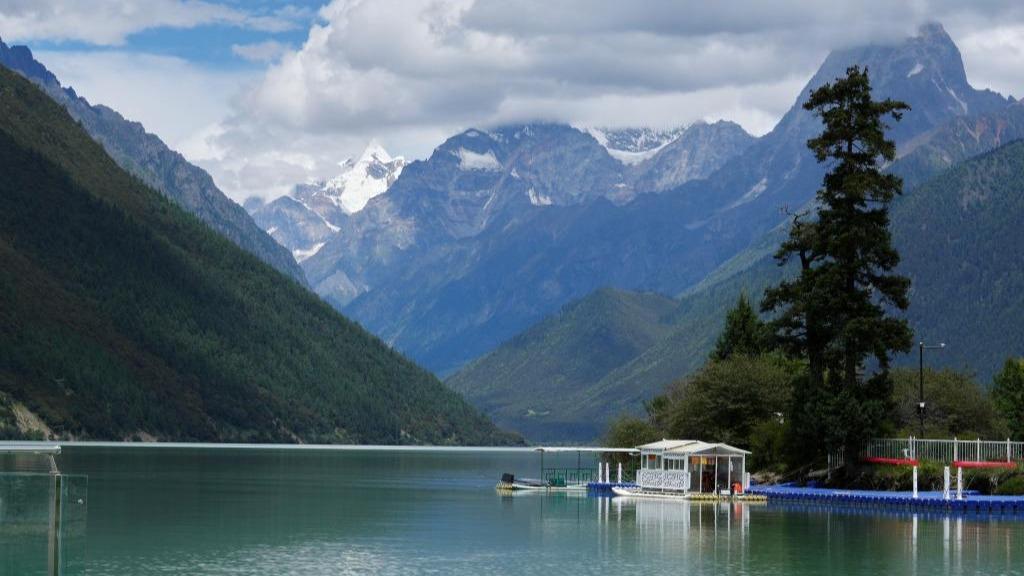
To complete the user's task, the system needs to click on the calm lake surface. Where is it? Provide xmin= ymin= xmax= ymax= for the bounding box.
xmin=4 ymin=444 xmax=1024 ymax=575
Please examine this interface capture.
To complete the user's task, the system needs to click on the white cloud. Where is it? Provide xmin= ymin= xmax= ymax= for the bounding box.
xmin=0 ymin=0 xmax=306 ymax=45
xmin=954 ymin=23 xmax=1024 ymax=99
xmin=232 ymin=40 xmax=291 ymax=63
xmin=36 ymin=50 xmax=255 ymax=149
xmin=30 ymin=0 xmax=1020 ymax=201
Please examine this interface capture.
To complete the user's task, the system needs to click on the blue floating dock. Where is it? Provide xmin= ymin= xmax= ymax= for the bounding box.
xmin=746 ymin=484 xmax=1024 ymax=516
xmin=587 ymin=481 xmax=637 ymax=494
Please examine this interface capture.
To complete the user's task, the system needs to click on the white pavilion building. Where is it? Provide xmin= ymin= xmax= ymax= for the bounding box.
xmin=635 ymin=440 xmax=750 ymax=494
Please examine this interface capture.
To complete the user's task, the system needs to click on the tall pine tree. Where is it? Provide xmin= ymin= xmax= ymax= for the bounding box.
xmin=711 ymin=293 xmax=773 ymax=361
xmin=762 ymin=66 xmax=913 ymax=466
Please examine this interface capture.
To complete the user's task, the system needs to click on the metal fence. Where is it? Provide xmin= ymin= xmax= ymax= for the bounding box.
xmin=864 ymin=437 xmax=1024 ymax=463
xmin=542 ymin=467 xmax=598 ymax=485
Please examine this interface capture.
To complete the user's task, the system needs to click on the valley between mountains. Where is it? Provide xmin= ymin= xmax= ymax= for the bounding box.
xmin=2 ymin=22 xmax=1023 ymax=444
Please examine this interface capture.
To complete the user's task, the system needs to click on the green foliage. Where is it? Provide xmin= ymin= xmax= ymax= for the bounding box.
xmin=605 ymin=353 xmax=802 ymax=472
xmin=763 ymin=66 xmax=911 ymax=463
xmin=840 ymin=461 xmax=1024 ymax=496
xmin=0 ymin=66 xmax=518 ymax=446
xmin=749 ymin=418 xmax=788 ymax=473
xmin=650 ymin=354 xmax=800 ymax=467
xmin=992 ymin=358 xmax=1024 ymax=440
xmin=890 ymin=368 xmax=1005 ymax=439
xmin=710 ymin=293 xmax=774 ymax=361
xmin=604 ymin=416 xmax=659 ymax=449
xmin=994 ymin=475 xmax=1024 ymax=496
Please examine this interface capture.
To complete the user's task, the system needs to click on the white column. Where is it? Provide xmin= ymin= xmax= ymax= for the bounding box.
xmin=617 ymin=462 xmax=622 ymax=484
xmin=912 ymin=466 xmax=918 ymax=498
xmin=956 ymin=467 xmax=963 ymax=500
xmin=943 ymin=466 xmax=951 ymax=500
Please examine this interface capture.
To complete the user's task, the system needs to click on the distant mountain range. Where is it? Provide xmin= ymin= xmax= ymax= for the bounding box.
xmin=0 ymin=64 xmax=517 ymax=445
xmin=255 ymin=119 xmax=755 ymax=375
xmin=449 ymin=23 xmax=1024 ymax=441
xmin=0 ymin=38 xmax=307 ymax=286
xmin=266 ymin=22 xmax=1003 ymax=383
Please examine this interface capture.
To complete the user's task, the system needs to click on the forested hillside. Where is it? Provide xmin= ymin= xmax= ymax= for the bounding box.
xmin=448 ymin=288 xmax=678 ymax=440
xmin=0 ymin=65 xmax=518 ymax=445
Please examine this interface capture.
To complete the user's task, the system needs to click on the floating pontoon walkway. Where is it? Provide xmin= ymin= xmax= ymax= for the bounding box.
xmin=747 ymin=484 xmax=1024 ymax=515
xmin=587 ymin=481 xmax=638 ymax=494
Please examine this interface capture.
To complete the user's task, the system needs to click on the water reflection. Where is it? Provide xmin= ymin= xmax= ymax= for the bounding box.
xmin=595 ymin=496 xmax=1024 ymax=576
xmin=13 ymin=446 xmax=1024 ymax=576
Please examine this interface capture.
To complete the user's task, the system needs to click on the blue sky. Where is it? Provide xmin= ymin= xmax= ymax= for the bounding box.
xmin=17 ymin=1 xmax=324 ymax=70
xmin=3 ymin=1 xmax=1024 ymax=201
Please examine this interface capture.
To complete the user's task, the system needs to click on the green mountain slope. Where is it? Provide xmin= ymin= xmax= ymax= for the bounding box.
xmin=451 ymin=103 xmax=1024 ymax=442
xmin=447 ymin=288 xmax=677 ymax=441
xmin=0 ymin=66 xmax=517 ymax=445
xmin=0 ymin=39 xmax=308 ymax=285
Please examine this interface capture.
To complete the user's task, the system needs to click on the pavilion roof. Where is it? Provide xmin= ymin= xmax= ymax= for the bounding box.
xmin=636 ymin=439 xmax=750 ymax=456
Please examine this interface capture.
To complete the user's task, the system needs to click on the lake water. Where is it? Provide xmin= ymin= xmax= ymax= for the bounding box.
xmin=4 ymin=445 xmax=1024 ymax=575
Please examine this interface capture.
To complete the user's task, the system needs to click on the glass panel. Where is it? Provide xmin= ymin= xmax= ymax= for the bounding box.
xmin=0 ymin=473 xmax=87 ymax=576
xmin=1 ymin=473 xmax=52 ymax=575
xmin=61 ymin=475 xmax=88 ymax=576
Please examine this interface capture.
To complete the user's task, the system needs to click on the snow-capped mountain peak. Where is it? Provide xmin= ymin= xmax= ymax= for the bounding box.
xmin=355 ymin=139 xmax=393 ymax=164
xmin=315 ymin=141 xmax=406 ymax=214
xmin=581 ymin=125 xmax=687 ymax=165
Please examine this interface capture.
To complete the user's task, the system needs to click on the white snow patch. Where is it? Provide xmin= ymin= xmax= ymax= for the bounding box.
xmin=907 ymin=62 xmax=924 ymax=77
xmin=293 ymin=242 xmax=326 ymax=262
xmin=583 ymin=126 xmax=609 ymax=147
xmin=729 ymin=177 xmax=768 ymax=208
xmin=456 ymin=148 xmax=502 ymax=171
xmin=947 ymin=88 xmax=968 ymax=114
xmin=528 ymin=188 xmax=553 ymax=206
xmin=319 ymin=211 xmax=341 ymax=232
xmin=607 ymin=147 xmax=663 ymax=166
xmin=267 ymin=226 xmax=278 ymax=235
xmin=581 ymin=126 xmax=674 ymax=166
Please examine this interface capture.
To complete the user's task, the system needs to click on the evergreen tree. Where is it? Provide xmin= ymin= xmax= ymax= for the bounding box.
xmin=992 ymin=358 xmax=1024 ymax=439
xmin=711 ymin=293 xmax=773 ymax=361
xmin=762 ymin=66 xmax=913 ymax=464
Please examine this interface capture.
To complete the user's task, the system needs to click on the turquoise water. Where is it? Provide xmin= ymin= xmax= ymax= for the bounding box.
xmin=4 ymin=445 xmax=1024 ymax=575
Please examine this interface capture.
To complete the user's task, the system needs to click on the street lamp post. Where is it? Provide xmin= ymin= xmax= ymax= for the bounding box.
xmin=918 ymin=341 xmax=946 ymax=437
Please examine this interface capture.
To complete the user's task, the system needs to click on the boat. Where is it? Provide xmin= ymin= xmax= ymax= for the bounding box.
xmin=496 ymin=473 xmax=550 ymax=491
xmin=496 ymin=473 xmax=591 ymax=492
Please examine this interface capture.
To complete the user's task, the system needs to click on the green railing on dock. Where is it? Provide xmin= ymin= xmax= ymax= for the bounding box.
xmin=542 ymin=466 xmax=637 ymax=485
xmin=543 ymin=468 xmax=597 ymax=486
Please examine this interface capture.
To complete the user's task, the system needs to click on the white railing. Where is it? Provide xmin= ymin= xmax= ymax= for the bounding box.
xmin=636 ymin=469 xmax=690 ymax=491
xmin=864 ymin=437 xmax=1024 ymax=463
